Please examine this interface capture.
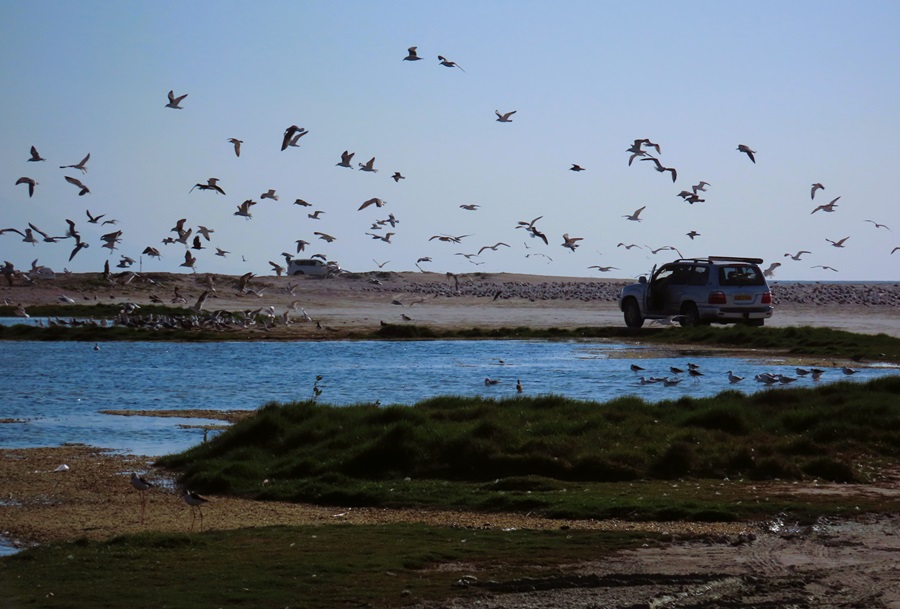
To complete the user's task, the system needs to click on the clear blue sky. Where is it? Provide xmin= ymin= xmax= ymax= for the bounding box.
xmin=2 ymin=1 xmax=898 ymax=281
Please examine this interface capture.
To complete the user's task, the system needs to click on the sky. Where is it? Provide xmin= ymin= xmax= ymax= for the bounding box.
xmin=2 ymin=1 xmax=899 ymax=282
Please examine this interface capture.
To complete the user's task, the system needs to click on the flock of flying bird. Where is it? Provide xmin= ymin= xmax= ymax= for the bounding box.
xmin=5 ymin=46 xmax=898 ymax=281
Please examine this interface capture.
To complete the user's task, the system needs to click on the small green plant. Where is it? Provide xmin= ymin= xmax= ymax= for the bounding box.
xmin=311 ymin=375 xmax=323 ymax=402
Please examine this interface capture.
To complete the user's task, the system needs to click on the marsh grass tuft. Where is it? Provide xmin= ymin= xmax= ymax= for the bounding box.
xmin=156 ymin=377 xmax=900 ymax=521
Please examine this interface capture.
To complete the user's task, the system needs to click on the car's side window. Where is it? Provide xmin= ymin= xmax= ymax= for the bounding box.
xmin=668 ymin=265 xmax=690 ymax=286
xmin=687 ymin=265 xmax=709 ymax=286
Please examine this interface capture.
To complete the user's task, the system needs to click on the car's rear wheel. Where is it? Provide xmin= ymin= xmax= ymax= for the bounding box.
xmin=623 ymin=298 xmax=644 ymax=328
xmin=679 ymin=302 xmax=703 ymax=327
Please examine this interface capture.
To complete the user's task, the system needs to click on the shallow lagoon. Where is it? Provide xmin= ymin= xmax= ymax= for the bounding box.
xmin=3 ymin=338 xmax=897 ymax=455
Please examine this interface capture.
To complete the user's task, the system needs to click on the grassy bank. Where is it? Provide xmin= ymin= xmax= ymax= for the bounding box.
xmin=0 ymin=524 xmax=662 ymax=609
xmin=157 ymin=376 xmax=900 ymax=522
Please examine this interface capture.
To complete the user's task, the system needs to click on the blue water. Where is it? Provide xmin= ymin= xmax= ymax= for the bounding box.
xmin=2 ymin=338 xmax=897 ymax=456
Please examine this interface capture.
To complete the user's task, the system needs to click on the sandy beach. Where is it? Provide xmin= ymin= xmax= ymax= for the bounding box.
xmin=3 ymin=270 xmax=899 ymax=337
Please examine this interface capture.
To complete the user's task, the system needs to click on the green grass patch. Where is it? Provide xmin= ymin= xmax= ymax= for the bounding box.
xmin=156 ymin=376 xmax=900 ymax=521
xmin=0 ymin=524 xmax=660 ymax=609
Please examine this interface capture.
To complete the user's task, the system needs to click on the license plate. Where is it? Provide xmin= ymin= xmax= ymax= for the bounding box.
xmin=734 ymin=294 xmax=752 ymax=302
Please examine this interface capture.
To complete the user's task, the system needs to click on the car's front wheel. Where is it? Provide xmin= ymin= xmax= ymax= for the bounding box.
xmin=623 ymin=298 xmax=644 ymax=328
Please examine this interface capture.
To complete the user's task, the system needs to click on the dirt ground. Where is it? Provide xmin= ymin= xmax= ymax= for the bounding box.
xmin=3 ymin=271 xmax=900 ymax=607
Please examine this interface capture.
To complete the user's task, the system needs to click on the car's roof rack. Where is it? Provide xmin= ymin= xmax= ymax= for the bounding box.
xmin=674 ymin=256 xmax=764 ymax=264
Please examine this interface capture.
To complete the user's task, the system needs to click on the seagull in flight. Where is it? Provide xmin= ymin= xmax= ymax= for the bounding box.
xmin=234 ymin=199 xmax=256 ymax=219
xmin=477 ymin=242 xmax=510 ymax=255
xmin=314 ymin=231 xmax=336 ymax=243
xmin=403 ymin=46 xmax=423 ymax=61
xmin=737 ymin=144 xmax=756 ymax=163
xmin=15 ymin=177 xmax=37 ymax=198
xmin=617 ymin=242 xmax=642 ymax=250
xmin=561 ymin=233 xmax=583 ymax=251
xmin=686 ymin=230 xmax=700 ymax=240
xmin=227 ymin=138 xmax=242 ymax=157
xmin=64 ymin=175 xmax=90 ymax=196
xmin=865 ymin=219 xmax=891 ymax=231
xmin=784 ymin=250 xmax=811 ymax=260
xmin=640 ymin=157 xmax=677 ymax=182
xmin=281 ymin=125 xmax=306 ymax=151
xmin=811 ymin=196 xmax=839 ymax=214
xmin=826 ymin=236 xmax=849 ymax=248
xmin=588 ymin=265 xmax=618 ymax=272
xmin=28 ymin=146 xmax=45 ymax=162
xmin=191 ymin=177 xmax=226 ymax=195
xmin=261 ymin=189 xmax=278 ymax=201
xmin=460 ymin=204 xmax=480 ymax=211
xmin=165 ymin=90 xmax=187 ymax=109
xmin=569 ymin=164 xmax=585 ymax=172
xmin=812 ymin=264 xmax=839 ymax=272
xmin=336 ymin=150 xmax=355 ymax=168
xmin=358 ymin=157 xmax=378 ymax=172
xmin=495 ymin=110 xmax=516 ymax=122
xmin=623 ymin=206 xmax=646 ymax=222
xmin=391 ymin=172 xmax=405 ymax=182
xmin=438 ymin=55 xmax=464 ymax=71
xmin=811 ymin=182 xmax=825 ymax=199
xmin=358 ymin=198 xmax=387 ymax=211
xmin=59 ymin=153 xmax=90 ymax=173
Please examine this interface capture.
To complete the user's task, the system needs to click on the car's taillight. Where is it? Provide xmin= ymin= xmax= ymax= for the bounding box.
xmin=708 ymin=291 xmax=727 ymax=304
xmin=761 ymin=291 xmax=772 ymax=304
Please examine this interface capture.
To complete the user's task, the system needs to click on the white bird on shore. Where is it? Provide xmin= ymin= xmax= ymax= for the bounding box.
xmin=181 ymin=490 xmax=209 ymax=531
xmin=131 ymin=472 xmax=154 ymax=524
xmin=727 ymin=371 xmax=744 ymax=383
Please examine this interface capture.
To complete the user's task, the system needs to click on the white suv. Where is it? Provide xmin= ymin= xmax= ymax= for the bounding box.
xmin=617 ymin=256 xmax=774 ymax=328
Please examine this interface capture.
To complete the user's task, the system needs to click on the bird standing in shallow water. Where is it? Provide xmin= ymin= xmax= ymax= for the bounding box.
xmin=516 ymin=379 xmax=523 ymax=393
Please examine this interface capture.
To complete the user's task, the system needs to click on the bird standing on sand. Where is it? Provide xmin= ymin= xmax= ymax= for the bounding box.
xmin=130 ymin=472 xmax=154 ymax=525
xmin=181 ymin=490 xmax=209 ymax=531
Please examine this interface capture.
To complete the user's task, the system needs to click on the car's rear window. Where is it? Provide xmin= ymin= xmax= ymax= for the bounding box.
xmin=718 ymin=265 xmax=765 ymax=286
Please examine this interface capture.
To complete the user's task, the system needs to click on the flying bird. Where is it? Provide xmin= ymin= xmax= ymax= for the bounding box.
xmin=495 ymin=110 xmax=516 ymax=122
xmin=260 ymin=189 xmax=278 ymax=201
xmin=623 ymin=206 xmax=646 ymax=222
xmin=403 ymin=46 xmax=423 ymax=61
xmin=811 ymin=196 xmax=840 ymax=214
xmin=569 ymin=164 xmax=585 ymax=172
xmin=640 ymin=156 xmax=677 ymax=182
xmin=166 ymin=90 xmax=188 ymax=109
xmin=336 ymin=150 xmax=355 ymax=168
xmin=234 ymin=199 xmax=256 ymax=219
xmin=561 ymin=233 xmax=583 ymax=251
xmin=293 ymin=199 xmax=312 ymax=207
xmin=314 ymin=232 xmax=336 ymax=243
xmin=617 ymin=243 xmax=642 ymax=250
xmin=308 ymin=210 xmax=324 ymax=219
xmin=784 ymin=250 xmax=811 ymax=260
xmin=588 ymin=265 xmax=618 ymax=272
xmin=391 ymin=172 xmax=405 ymax=182
xmin=460 ymin=204 xmax=480 ymax=210
xmin=865 ymin=219 xmax=891 ymax=231
xmin=227 ymin=138 xmax=242 ymax=157
xmin=811 ymin=182 xmax=825 ymax=199
xmin=181 ymin=250 xmax=197 ymax=271
xmin=438 ymin=55 xmax=464 ymax=71
xmin=64 ymin=175 xmax=90 ymax=196
xmin=191 ymin=177 xmax=226 ymax=195
xmin=826 ymin=236 xmax=849 ymax=248
xmin=692 ymin=181 xmax=710 ymax=193
xmin=686 ymin=231 xmax=700 ymax=240
xmin=477 ymin=242 xmax=510 ymax=254
xmin=15 ymin=177 xmax=37 ymax=197
xmin=142 ymin=246 xmax=161 ymax=259
xmin=281 ymin=125 xmax=305 ymax=151
xmin=196 ymin=225 xmax=214 ymax=241
xmin=737 ymin=144 xmax=756 ymax=163
xmin=287 ymin=128 xmax=308 ymax=147
xmin=59 ymin=153 xmax=91 ymax=173
xmin=358 ymin=198 xmax=387 ymax=211
xmin=28 ymin=146 xmax=45 ymax=162
xmin=812 ymin=265 xmax=839 ymax=272
xmin=763 ymin=262 xmax=781 ymax=277
xmin=358 ymin=157 xmax=378 ymax=172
